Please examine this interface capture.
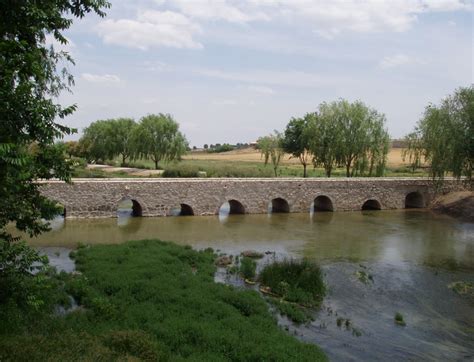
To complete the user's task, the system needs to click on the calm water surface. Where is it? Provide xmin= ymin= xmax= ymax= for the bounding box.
xmin=29 ymin=210 xmax=474 ymax=361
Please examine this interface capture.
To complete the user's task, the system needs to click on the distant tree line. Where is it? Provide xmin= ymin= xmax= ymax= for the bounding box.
xmin=69 ymin=114 xmax=188 ymax=169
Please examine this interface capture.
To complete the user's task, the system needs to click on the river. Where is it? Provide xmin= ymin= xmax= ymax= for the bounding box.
xmin=29 ymin=208 xmax=473 ymax=361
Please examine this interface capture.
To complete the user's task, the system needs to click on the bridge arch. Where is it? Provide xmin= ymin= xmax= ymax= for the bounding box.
xmin=270 ymin=197 xmax=290 ymax=213
xmin=117 ymin=197 xmax=144 ymax=217
xmin=313 ymin=195 xmax=334 ymax=212
xmin=361 ymin=199 xmax=381 ymax=211
xmin=405 ymin=191 xmax=425 ymax=208
xmin=180 ymin=203 xmax=194 ymax=216
xmin=228 ymin=199 xmax=245 ymax=214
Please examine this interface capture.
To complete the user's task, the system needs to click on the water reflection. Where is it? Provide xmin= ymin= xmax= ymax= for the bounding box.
xmin=26 ymin=210 xmax=473 ymax=270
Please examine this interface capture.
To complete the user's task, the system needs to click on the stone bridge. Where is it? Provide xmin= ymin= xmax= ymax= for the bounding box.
xmin=38 ymin=178 xmax=465 ymax=218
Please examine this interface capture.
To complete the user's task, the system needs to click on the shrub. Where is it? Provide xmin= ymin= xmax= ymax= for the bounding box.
xmin=259 ymin=259 xmax=325 ymax=307
xmin=240 ymin=257 xmax=256 ymax=280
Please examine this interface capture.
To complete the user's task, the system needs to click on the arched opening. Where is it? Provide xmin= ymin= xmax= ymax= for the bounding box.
xmin=313 ymin=195 xmax=334 ymax=212
xmin=180 ymin=203 xmax=194 ymax=216
xmin=405 ymin=192 xmax=425 ymax=208
xmin=270 ymin=198 xmax=290 ymax=213
xmin=169 ymin=203 xmax=194 ymax=216
xmin=117 ymin=198 xmax=143 ymax=217
xmin=361 ymin=199 xmax=381 ymax=211
xmin=228 ymin=199 xmax=245 ymax=214
xmin=49 ymin=203 xmax=66 ymax=231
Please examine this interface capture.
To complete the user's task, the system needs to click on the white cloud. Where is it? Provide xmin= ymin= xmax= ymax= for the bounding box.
xmin=81 ymin=73 xmax=121 ymax=83
xmin=211 ymin=98 xmax=238 ymax=106
xmin=194 ymin=67 xmax=344 ymax=88
xmin=170 ymin=0 xmax=269 ymax=23
xmin=45 ymin=34 xmax=75 ymax=53
xmin=247 ymin=85 xmax=275 ymax=95
xmin=160 ymin=0 xmax=471 ymax=39
xmin=96 ymin=10 xmax=202 ymax=50
xmin=379 ymin=54 xmax=426 ymax=69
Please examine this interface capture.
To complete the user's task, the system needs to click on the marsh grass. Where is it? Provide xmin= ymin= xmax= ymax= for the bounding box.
xmin=0 ymin=240 xmax=326 ymax=361
xmin=240 ymin=256 xmax=257 ymax=280
xmin=259 ymin=259 xmax=326 ymax=307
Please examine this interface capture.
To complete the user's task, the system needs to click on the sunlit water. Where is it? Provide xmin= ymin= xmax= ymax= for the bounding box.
xmin=28 ymin=209 xmax=474 ymax=361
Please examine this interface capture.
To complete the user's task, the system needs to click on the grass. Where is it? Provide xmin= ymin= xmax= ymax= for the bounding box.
xmin=0 ymin=240 xmax=326 ymax=361
xmin=258 ymin=259 xmax=325 ymax=324
xmin=259 ymin=259 xmax=326 ymax=307
xmin=239 ymin=256 xmax=257 ymax=280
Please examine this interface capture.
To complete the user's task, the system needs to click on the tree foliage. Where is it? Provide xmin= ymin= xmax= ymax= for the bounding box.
xmin=79 ymin=118 xmax=136 ymax=165
xmin=257 ymin=132 xmax=284 ymax=177
xmin=282 ymin=117 xmax=312 ymax=177
xmin=0 ymin=0 xmax=109 ymax=305
xmin=405 ymin=86 xmax=473 ymax=183
xmin=305 ymin=99 xmax=390 ymax=177
xmin=132 ymin=114 xmax=188 ymax=169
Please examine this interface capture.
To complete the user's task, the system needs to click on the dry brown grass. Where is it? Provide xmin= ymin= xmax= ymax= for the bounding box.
xmin=185 ymin=147 xmax=410 ymax=168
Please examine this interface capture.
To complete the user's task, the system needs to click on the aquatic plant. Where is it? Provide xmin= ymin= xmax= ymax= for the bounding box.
xmin=394 ymin=312 xmax=406 ymax=326
xmin=240 ymin=256 xmax=257 ymax=280
xmin=259 ymin=259 xmax=325 ymax=307
xmin=0 ymin=240 xmax=327 ymax=361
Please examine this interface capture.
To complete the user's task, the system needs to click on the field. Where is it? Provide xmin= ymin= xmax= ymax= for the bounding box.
xmin=76 ymin=147 xmax=428 ymax=178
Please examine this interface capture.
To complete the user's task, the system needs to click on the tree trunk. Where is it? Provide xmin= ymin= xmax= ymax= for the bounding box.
xmin=122 ymin=154 xmax=126 ymax=166
xmin=346 ymin=162 xmax=351 ymax=177
xmin=303 ymin=163 xmax=307 ymax=178
xmin=154 ymin=160 xmax=159 ymax=170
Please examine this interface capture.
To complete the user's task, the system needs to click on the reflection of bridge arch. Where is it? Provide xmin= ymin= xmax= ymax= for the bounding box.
xmin=361 ymin=199 xmax=381 ymax=211
xmin=313 ymin=195 xmax=334 ymax=212
xmin=405 ymin=192 xmax=425 ymax=208
xmin=270 ymin=197 xmax=290 ymax=213
xmin=117 ymin=197 xmax=143 ymax=217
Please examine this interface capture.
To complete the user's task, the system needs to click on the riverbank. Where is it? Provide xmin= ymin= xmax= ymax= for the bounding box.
xmin=432 ymin=191 xmax=474 ymax=222
xmin=0 ymin=240 xmax=326 ymax=361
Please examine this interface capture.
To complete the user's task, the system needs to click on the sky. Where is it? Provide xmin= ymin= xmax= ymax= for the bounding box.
xmin=56 ymin=0 xmax=473 ymax=147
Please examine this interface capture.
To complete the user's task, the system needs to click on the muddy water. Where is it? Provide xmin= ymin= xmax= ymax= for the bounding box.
xmin=28 ymin=210 xmax=474 ymax=361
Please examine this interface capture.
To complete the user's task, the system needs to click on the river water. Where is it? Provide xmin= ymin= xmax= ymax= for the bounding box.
xmin=29 ymin=209 xmax=473 ymax=361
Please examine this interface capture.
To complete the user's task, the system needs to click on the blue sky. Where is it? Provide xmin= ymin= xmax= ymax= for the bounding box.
xmin=56 ymin=0 xmax=473 ymax=147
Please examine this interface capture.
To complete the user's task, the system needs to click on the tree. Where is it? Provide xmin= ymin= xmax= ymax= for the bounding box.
xmin=79 ymin=120 xmax=115 ymax=162
xmin=203 ymin=144 xmax=208 ymax=149
xmin=305 ymin=111 xmax=339 ymax=177
xmin=282 ymin=117 xmax=312 ymax=177
xmin=108 ymin=118 xmax=136 ymax=165
xmin=132 ymin=114 xmax=188 ymax=169
xmin=257 ymin=132 xmax=284 ymax=176
xmin=0 ymin=0 xmax=110 ymax=306
xmin=407 ymin=86 xmax=473 ymax=182
xmin=402 ymin=131 xmax=424 ymax=173
xmin=305 ymin=100 xmax=390 ymax=177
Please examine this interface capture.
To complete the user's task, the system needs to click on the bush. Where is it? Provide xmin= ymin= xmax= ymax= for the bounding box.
xmin=259 ymin=259 xmax=325 ymax=307
xmin=239 ymin=257 xmax=257 ymax=280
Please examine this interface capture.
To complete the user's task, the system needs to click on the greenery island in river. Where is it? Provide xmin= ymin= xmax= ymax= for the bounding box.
xmin=0 ymin=240 xmax=326 ymax=361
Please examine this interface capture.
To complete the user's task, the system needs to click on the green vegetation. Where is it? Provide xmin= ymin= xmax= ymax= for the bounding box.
xmin=259 ymin=260 xmax=326 ymax=307
xmin=305 ymin=99 xmax=390 ymax=177
xmin=394 ymin=312 xmax=406 ymax=326
xmin=0 ymin=240 xmax=326 ymax=360
xmin=257 ymin=132 xmax=285 ymax=176
xmin=133 ymin=114 xmax=188 ymax=170
xmin=282 ymin=117 xmax=312 ymax=177
xmin=403 ymin=86 xmax=473 ymax=183
xmin=0 ymin=0 xmax=109 ymax=316
xmin=448 ymin=281 xmax=474 ymax=297
xmin=240 ymin=256 xmax=257 ymax=280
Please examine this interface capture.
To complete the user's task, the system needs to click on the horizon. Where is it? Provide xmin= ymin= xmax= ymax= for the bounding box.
xmin=56 ymin=0 xmax=472 ymax=147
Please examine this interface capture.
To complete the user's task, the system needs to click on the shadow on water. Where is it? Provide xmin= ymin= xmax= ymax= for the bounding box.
xmin=25 ymin=210 xmax=474 ymax=361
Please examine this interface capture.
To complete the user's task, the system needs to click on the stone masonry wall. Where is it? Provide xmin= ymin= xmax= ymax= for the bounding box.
xmin=38 ymin=178 xmax=466 ymax=218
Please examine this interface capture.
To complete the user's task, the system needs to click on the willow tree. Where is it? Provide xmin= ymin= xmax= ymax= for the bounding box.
xmin=257 ymin=132 xmax=284 ymax=176
xmin=132 ymin=114 xmax=188 ymax=169
xmin=305 ymin=99 xmax=390 ymax=177
xmin=407 ymin=86 xmax=473 ymax=182
xmin=281 ymin=117 xmax=312 ymax=177
xmin=0 ymin=0 xmax=109 ymax=306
